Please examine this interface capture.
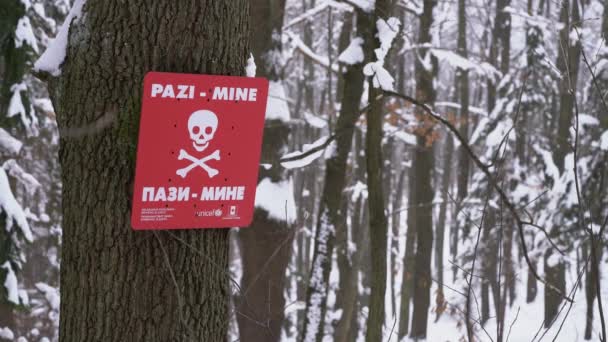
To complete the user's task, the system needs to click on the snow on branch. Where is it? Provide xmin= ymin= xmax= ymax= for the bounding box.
xmin=34 ymin=0 xmax=87 ymax=76
xmin=0 ymin=327 xmax=14 ymax=340
xmin=396 ymin=0 xmax=423 ymax=16
xmin=245 ymin=53 xmax=256 ymax=77
xmin=431 ymin=49 xmax=500 ymax=79
xmin=254 ymin=178 xmax=297 ymax=224
xmin=343 ymin=0 xmax=375 ymax=12
xmin=434 ymin=101 xmax=488 ymax=116
xmin=286 ymin=32 xmax=340 ymax=74
xmin=363 ymin=62 xmax=395 ymax=90
xmin=0 ymin=128 xmax=23 ymax=156
xmin=344 ymin=181 xmax=368 ymax=202
xmin=7 ymin=83 xmax=31 ymax=129
xmin=3 ymin=159 xmax=41 ymax=193
xmin=15 ymin=17 xmax=39 ymax=53
xmin=303 ymin=112 xmax=327 ymax=128
xmin=364 ymin=17 xmax=401 ymax=91
xmin=266 ymin=81 xmax=291 ymax=122
xmin=338 ymin=37 xmax=364 ymax=65
xmin=601 ymin=131 xmax=608 ymax=151
xmin=1 ymin=262 xmax=20 ymax=305
xmin=392 ymin=45 xmax=501 ymax=80
xmin=503 ymin=6 xmax=553 ymax=31
xmin=35 ymin=282 xmax=60 ymax=311
xmin=384 ymin=123 xmax=417 ymax=145
xmin=375 ymin=17 xmax=400 ymax=61
xmin=284 ymin=1 xmax=351 ymax=29
xmin=281 ymin=135 xmax=334 ymax=169
xmin=0 ymin=168 xmax=33 ymax=242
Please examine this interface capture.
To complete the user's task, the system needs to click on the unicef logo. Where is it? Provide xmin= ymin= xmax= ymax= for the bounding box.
xmin=214 ymin=209 xmax=223 ymax=217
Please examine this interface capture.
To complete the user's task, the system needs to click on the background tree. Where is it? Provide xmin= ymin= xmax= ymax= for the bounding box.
xmin=235 ymin=1 xmax=295 ymax=341
xmin=409 ymin=0 xmax=437 ymax=338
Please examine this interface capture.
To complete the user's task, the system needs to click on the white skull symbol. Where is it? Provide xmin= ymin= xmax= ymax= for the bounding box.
xmin=187 ymin=110 xmax=218 ymax=152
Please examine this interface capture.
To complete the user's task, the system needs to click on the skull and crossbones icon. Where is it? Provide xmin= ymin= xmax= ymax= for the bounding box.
xmin=176 ymin=110 xmax=221 ymax=178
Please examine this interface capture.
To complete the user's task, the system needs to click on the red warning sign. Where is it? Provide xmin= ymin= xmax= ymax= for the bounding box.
xmin=131 ymin=72 xmax=269 ymax=230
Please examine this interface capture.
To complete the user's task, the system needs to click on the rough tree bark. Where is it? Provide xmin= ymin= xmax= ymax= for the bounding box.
xmin=409 ymin=0 xmax=437 ymax=338
xmin=47 ymin=1 xmax=249 ymax=341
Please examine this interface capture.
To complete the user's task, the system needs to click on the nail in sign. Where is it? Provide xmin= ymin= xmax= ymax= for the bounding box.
xmin=131 ymin=72 xmax=269 ymax=230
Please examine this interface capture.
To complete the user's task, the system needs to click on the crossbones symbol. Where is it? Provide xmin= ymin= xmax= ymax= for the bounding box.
xmin=176 ymin=149 xmax=220 ymax=178
xmin=176 ymin=110 xmax=221 ymax=178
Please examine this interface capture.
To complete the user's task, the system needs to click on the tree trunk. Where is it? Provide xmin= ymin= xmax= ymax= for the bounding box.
xmin=364 ymin=1 xmax=393 ymax=340
xmin=347 ymin=127 xmax=369 ymax=342
xmin=452 ymin=0 xmax=470 ymax=281
xmin=300 ymin=7 xmax=372 ymax=342
xmin=584 ymin=242 xmax=596 ymax=340
xmin=553 ymin=0 xmax=581 ymax=171
xmin=334 ymin=192 xmax=367 ymax=342
xmin=398 ymin=167 xmax=416 ymax=338
xmin=410 ymin=0 xmax=437 ymax=339
xmin=303 ymin=0 xmax=316 ymax=112
xmin=48 ymin=1 xmax=250 ymax=341
xmin=435 ymin=130 xmax=452 ymax=321
xmin=235 ymin=1 xmax=294 ymax=341
xmin=544 ymin=252 xmax=566 ymax=327
xmin=237 ymin=211 xmax=293 ymax=342
xmin=526 ymin=264 xmax=538 ymax=303
xmin=546 ymin=0 xmax=581 ymax=325
xmin=330 ymin=12 xmax=353 ymax=336
xmin=391 ymin=168 xmax=406 ymax=319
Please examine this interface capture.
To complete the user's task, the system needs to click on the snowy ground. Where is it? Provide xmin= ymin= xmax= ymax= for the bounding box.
xmin=399 ymin=275 xmax=607 ymax=342
xmin=274 ymin=199 xmax=608 ymax=342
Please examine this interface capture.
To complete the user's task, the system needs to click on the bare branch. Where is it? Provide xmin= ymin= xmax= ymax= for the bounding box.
xmin=382 ymin=89 xmax=574 ymax=303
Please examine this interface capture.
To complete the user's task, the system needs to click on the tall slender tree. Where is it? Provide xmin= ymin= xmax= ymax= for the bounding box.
xmin=333 ymin=10 xmax=372 ymax=342
xmin=364 ymin=0 xmax=396 ymax=340
xmin=300 ymin=6 xmax=372 ymax=342
xmin=409 ymin=0 xmax=437 ymax=338
xmin=545 ymin=0 xmax=581 ymax=327
xmin=452 ymin=0 xmax=470 ymax=282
